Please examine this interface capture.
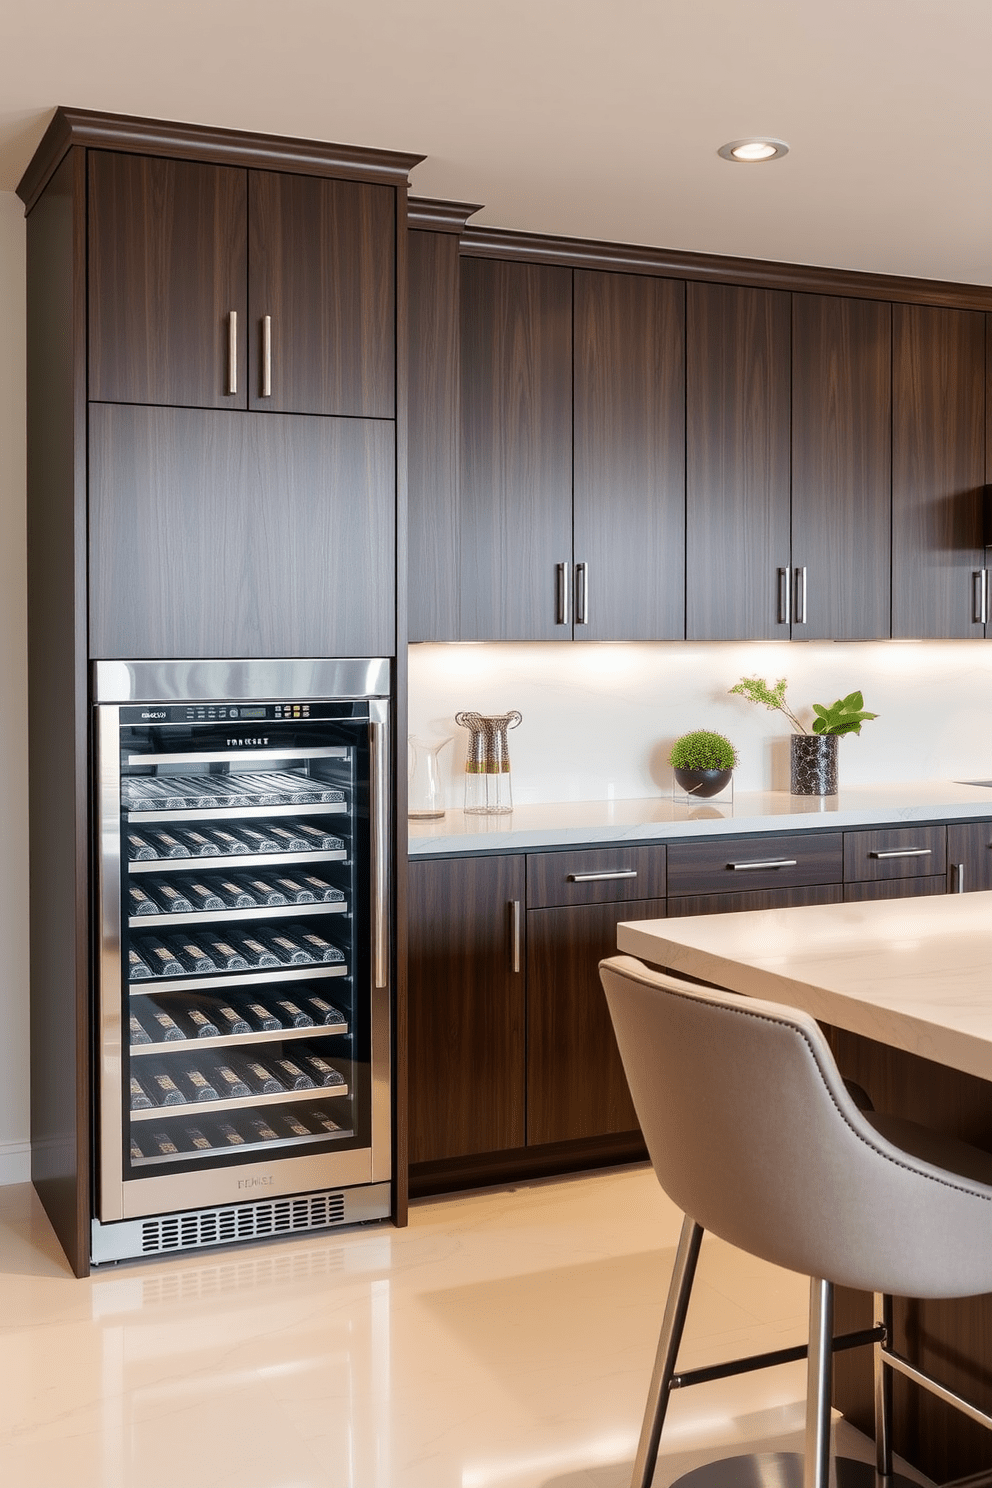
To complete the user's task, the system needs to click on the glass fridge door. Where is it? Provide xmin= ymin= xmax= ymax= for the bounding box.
xmin=96 ymin=699 xmax=390 ymax=1222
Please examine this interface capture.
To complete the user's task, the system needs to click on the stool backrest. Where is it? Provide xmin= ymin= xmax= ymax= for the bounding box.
xmin=600 ymin=955 xmax=992 ymax=1297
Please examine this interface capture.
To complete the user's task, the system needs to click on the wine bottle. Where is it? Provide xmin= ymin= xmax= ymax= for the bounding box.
xmin=165 ymin=935 xmax=217 ymax=974
xmin=130 ymin=1075 xmax=153 ymax=1109
xmin=130 ymin=1137 xmax=145 ymax=1162
xmin=290 ymin=821 xmax=345 ymax=851
xmin=144 ymin=1005 xmax=184 ymax=1042
xmin=237 ymin=825 xmax=282 ymax=854
xmin=229 ymin=932 xmax=281 ymax=968
xmin=129 ymin=1012 xmax=152 ymax=1045
xmin=128 ymin=883 xmax=159 ymax=917
xmin=305 ymin=994 xmax=347 ymax=1028
xmin=270 ymin=876 xmax=316 ymax=904
xmin=286 ymin=925 xmax=345 ymax=963
xmin=231 ymin=873 xmax=287 ymax=906
xmin=147 ymin=1130 xmax=180 ymax=1158
xmin=268 ymin=1056 xmax=315 ymax=1091
xmin=194 ymin=933 xmax=248 ymax=972
xmin=184 ymin=1126 xmax=213 ymax=1153
xmin=179 ymin=1004 xmax=221 ymax=1040
xmin=126 ymin=831 xmax=157 ymax=861
xmin=151 ymin=880 xmax=195 ymax=914
xmin=174 ymin=827 xmax=220 ymax=857
xmin=281 ymin=1112 xmax=312 ymax=1138
xmin=205 ymin=826 xmax=251 ymax=855
xmin=216 ymin=1121 xmax=247 ymax=1146
xmin=213 ymin=878 xmax=258 ymax=909
xmin=304 ymin=1108 xmax=343 ymax=1135
xmin=179 ymin=879 xmax=226 ymax=912
xmin=128 ymin=947 xmax=153 ymax=980
xmin=266 ymin=824 xmax=312 ymax=852
xmin=211 ymin=1002 xmax=251 ymax=1036
xmin=235 ymin=1057 xmax=283 ymax=1095
xmin=135 ymin=937 xmax=184 ymax=976
xmin=245 ymin=1116 xmax=280 ymax=1142
xmin=176 ymin=1066 xmax=220 ymax=1102
xmin=145 ymin=829 xmax=192 ymax=859
xmin=297 ymin=874 xmax=344 ymax=903
xmin=144 ymin=1067 xmax=186 ymax=1106
xmin=243 ymin=999 xmax=281 ymax=1032
xmin=270 ymin=995 xmax=313 ymax=1028
xmin=254 ymin=927 xmax=314 ymax=965
xmin=212 ymin=1064 xmax=251 ymax=1099
xmin=296 ymin=1050 xmax=345 ymax=1088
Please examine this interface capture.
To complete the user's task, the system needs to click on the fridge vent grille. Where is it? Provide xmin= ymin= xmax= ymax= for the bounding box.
xmin=140 ymin=1191 xmax=348 ymax=1255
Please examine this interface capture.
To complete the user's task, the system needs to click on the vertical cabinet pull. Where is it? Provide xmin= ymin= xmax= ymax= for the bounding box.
xmin=510 ymin=900 xmax=521 ymax=973
xmin=556 ymin=562 xmax=570 ymax=625
xmin=575 ymin=562 xmax=589 ymax=625
xmin=973 ymin=570 xmax=988 ymax=625
xmin=953 ymin=863 xmax=966 ymax=894
xmin=226 ymin=310 xmax=238 ymax=395
xmin=795 ymin=566 xmax=808 ymax=625
xmin=261 ymin=314 xmax=273 ymax=398
xmin=778 ymin=566 xmax=791 ymax=626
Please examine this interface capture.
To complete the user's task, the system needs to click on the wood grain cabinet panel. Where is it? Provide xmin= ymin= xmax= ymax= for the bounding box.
xmin=459 ymin=257 xmax=573 ymax=640
xmin=946 ymin=821 xmax=992 ymax=893
xmin=573 ymin=270 xmax=685 ymax=640
xmin=843 ymin=876 xmax=947 ymax=903
xmin=526 ymin=899 xmax=664 ymax=1146
xmin=843 ymin=826 xmax=946 ymax=882
xmin=526 ymin=845 xmax=666 ymax=909
xmin=686 ymin=282 xmax=792 ymax=640
xmin=892 ymin=304 xmax=987 ymax=638
xmin=667 ymin=832 xmax=843 ymax=897
xmin=248 ymin=171 xmax=395 ymax=418
xmin=89 ymin=404 xmax=395 ymax=658
xmin=407 ymin=856 xmax=526 ymax=1164
xmin=88 ymin=151 xmax=248 ymax=409
xmin=669 ymin=884 xmax=843 ymax=917
xmin=791 ymin=294 xmax=892 ymax=640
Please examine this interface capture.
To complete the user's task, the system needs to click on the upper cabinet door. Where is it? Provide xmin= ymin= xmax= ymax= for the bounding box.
xmin=248 ymin=172 xmax=395 ymax=418
xmin=686 ymin=282 xmax=791 ymax=640
xmin=88 ymin=152 xmax=248 ymax=409
xmin=891 ymin=305 xmax=986 ymax=639
xmin=459 ymin=258 xmax=572 ymax=641
xmin=791 ymin=294 xmax=892 ymax=641
xmin=573 ymin=271 xmax=685 ymax=641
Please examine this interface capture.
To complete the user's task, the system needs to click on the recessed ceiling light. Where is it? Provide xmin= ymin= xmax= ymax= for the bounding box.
xmin=718 ymin=138 xmax=790 ymax=163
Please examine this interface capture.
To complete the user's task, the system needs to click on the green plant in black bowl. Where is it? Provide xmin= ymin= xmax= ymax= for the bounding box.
xmin=669 ymin=730 xmax=738 ymax=798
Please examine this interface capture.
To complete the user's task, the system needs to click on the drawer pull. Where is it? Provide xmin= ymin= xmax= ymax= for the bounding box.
xmin=510 ymin=900 xmax=521 ymax=974
xmin=566 ymin=870 xmax=638 ymax=882
xmin=728 ymin=859 xmax=798 ymax=871
xmin=868 ymin=849 xmax=932 ymax=859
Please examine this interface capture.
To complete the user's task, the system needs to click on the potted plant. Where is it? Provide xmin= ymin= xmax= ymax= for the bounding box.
xmin=669 ymin=730 xmax=738 ymax=798
xmin=729 ymin=676 xmax=878 ymax=795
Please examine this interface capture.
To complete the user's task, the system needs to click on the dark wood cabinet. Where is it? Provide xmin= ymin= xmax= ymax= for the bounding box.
xmin=89 ymin=151 xmax=248 ymax=410
xmin=88 ymin=150 xmax=396 ymax=419
xmin=946 ymin=821 xmax=992 ymax=893
xmin=573 ymin=270 xmax=685 ymax=640
xmin=89 ymin=404 xmax=396 ymax=658
xmin=843 ymin=825 xmax=946 ymax=882
xmin=527 ymin=899 xmax=663 ymax=1145
xmin=669 ymin=884 xmax=843 ymax=916
xmin=686 ymin=283 xmax=791 ymax=640
xmin=247 ymin=171 xmax=394 ymax=417
xmin=667 ymin=831 xmax=843 ymax=897
xmin=459 ymin=257 xmax=573 ymax=640
xmin=892 ymin=304 xmax=987 ymax=638
xmin=843 ymin=876 xmax=947 ymax=902
xmin=791 ymin=294 xmax=892 ymax=640
xmin=407 ymin=855 xmax=526 ymax=1164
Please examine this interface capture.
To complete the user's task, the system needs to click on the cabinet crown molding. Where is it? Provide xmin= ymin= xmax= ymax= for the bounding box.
xmin=18 ymin=106 xmax=425 ymax=213
xmin=408 ymin=197 xmax=484 ymax=234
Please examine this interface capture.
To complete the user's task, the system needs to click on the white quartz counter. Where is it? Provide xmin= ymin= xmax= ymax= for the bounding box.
xmin=408 ymin=780 xmax=992 ymax=856
xmin=617 ymin=891 xmax=992 ymax=1083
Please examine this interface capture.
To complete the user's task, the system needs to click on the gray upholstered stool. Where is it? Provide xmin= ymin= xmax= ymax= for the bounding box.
xmin=599 ymin=954 xmax=992 ymax=1488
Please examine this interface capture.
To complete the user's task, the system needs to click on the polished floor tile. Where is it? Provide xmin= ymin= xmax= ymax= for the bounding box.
xmin=0 ymin=1168 xmax=928 ymax=1488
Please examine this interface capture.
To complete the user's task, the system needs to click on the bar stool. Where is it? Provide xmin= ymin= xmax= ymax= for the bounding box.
xmin=599 ymin=954 xmax=992 ymax=1488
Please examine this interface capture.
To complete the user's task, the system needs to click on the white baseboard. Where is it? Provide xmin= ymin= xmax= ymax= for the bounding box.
xmin=0 ymin=1139 xmax=31 ymax=1185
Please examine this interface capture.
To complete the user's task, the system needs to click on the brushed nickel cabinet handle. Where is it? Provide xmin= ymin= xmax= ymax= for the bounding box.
xmin=728 ymin=858 xmax=798 ymax=871
xmin=953 ymin=863 xmax=966 ymax=893
xmin=261 ymin=314 xmax=272 ymax=397
xmin=510 ymin=900 xmax=521 ymax=973
xmin=556 ymin=562 xmax=570 ymax=626
xmin=567 ymin=870 xmax=638 ymax=882
xmin=975 ymin=570 xmax=989 ymax=625
xmin=795 ymin=566 xmax=808 ymax=625
xmin=370 ymin=718 xmax=389 ymax=988
xmin=778 ymin=566 xmax=791 ymax=626
xmin=869 ymin=849 xmax=932 ymax=859
xmin=575 ymin=562 xmax=589 ymax=625
xmin=226 ymin=310 xmax=237 ymax=395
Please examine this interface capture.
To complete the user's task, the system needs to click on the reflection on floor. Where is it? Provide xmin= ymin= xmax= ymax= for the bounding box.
xmin=0 ymin=1166 xmax=930 ymax=1488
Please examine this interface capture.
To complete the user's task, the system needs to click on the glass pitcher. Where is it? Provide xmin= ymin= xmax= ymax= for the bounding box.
xmin=407 ymin=735 xmax=452 ymax=820
xmin=455 ymin=710 xmax=522 ymax=815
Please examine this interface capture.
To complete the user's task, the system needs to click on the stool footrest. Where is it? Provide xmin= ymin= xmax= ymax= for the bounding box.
xmin=881 ymin=1344 xmax=992 ymax=1432
xmin=670 ymin=1325 xmax=884 ymax=1390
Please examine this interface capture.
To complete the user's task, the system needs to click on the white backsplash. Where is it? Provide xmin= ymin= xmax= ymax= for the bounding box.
xmin=408 ymin=640 xmax=992 ymax=805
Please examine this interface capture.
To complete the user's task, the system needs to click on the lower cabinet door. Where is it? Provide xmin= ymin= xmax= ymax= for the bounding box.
xmin=408 ymin=856 xmax=526 ymax=1163
xmin=946 ymin=822 xmax=992 ymax=894
xmin=526 ymin=898 xmax=666 ymax=1146
xmin=668 ymin=884 xmax=842 ymax=917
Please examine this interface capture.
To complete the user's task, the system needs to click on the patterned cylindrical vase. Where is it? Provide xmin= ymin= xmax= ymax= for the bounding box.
xmin=790 ymin=734 xmax=838 ymax=796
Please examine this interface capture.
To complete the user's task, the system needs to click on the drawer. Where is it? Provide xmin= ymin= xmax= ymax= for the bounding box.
xmin=844 ymin=874 xmax=947 ymax=902
xmin=843 ymin=825 xmax=946 ymax=882
xmin=526 ymin=845 xmax=666 ymax=909
xmin=667 ymin=832 xmax=842 ymax=897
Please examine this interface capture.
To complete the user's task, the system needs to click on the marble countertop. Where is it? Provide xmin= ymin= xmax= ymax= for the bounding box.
xmin=408 ymin=779 xmax=992 ymax=856
xmin=617 ymin=891 xmax=992 ymax=1082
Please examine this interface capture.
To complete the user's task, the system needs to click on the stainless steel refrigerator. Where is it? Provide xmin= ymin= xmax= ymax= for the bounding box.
xmin=90 ymin=659 xmax=391 ymax=1264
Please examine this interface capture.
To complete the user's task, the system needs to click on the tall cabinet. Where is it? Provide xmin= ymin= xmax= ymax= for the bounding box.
xmin=19 ymin=108 xmax=420 ymax=1275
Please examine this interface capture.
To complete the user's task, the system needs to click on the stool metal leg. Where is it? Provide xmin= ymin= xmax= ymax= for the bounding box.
xmin=873 ymin=1292 xmax=893 ymax=1481
xmin=805 ymin=1278 xmax=834 ymax=1488
xmin=631 ymin=1214 xmax=704 ymax=1488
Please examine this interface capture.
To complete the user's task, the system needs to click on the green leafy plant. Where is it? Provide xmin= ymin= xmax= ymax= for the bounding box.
xmin=669 ymin=730 xmax=738 ymax=770
xmin=729 ymin=677 xmax=878 ymax=737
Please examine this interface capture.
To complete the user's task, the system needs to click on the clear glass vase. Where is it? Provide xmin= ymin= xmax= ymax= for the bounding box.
xmin=455 ymin=710 xmax=522 ymax=815
xmin=407 ymin=735 xmax=452 ymax=819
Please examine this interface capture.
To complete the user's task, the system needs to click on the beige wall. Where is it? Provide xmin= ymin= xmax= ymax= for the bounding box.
xmin=0 ymin=190 xmax=29 ymax=1183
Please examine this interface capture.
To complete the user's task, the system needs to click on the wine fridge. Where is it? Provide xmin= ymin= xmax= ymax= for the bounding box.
xmin=90 ymin=660 xmax=391 ymax=1264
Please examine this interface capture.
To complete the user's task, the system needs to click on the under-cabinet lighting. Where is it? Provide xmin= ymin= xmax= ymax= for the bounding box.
xmin=718 ymin=137 xmax=789 ymax=162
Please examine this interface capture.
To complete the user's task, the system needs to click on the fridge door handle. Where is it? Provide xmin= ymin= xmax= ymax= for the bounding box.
xmin=370 ymin=716 xmax=389 ymax=989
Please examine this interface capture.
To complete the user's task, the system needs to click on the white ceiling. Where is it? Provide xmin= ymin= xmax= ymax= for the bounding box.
xmin=3 ymin=0 xmax=991 ymax=285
